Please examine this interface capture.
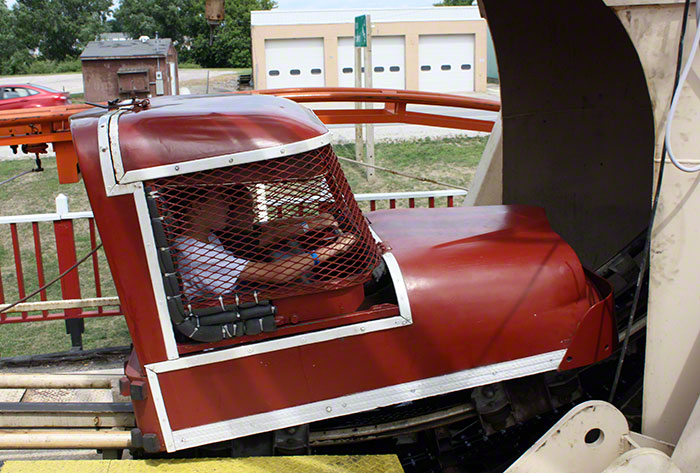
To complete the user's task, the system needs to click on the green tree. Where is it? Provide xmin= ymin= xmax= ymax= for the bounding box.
xmin=434 ymin=0 xmax=475 ymax=5
xmin=110 ymin=0 xmax=275 ymax=67
xmin=0 ymin=1 xmax=32 ymax=75
xmin=187 ymin=0 xmax=277 ymax=68
xmin=12 ymin=0 xmax=111 ymax=61
xmin=112 ymin=0 xmax=202 ymax=49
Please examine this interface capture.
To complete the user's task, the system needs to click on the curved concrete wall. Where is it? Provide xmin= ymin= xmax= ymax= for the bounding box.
xmin=480 ymin=0 xmax=654 ymax=269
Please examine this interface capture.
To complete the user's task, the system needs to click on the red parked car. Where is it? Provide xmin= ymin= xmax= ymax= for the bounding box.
xmin=0 ymin=84 xmax=71 ymax=111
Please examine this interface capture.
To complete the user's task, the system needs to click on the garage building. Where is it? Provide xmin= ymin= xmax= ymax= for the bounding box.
xmin=251 ymin=7 xmax=488 ymax=93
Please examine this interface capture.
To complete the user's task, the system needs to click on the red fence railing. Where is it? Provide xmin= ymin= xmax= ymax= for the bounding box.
xmin=0 ymin=190 xmax=466 ymax=349
xmin=0 ymin=194 xmax=121 ymax=349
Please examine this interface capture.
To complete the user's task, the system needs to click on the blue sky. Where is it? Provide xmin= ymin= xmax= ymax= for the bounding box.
xmin=6 ymin=0 xmax=443 ymax=9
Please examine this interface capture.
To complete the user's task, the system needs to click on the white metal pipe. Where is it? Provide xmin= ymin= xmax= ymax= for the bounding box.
xmin=0 ymin=373 xmax=121 ymax=389
xmin=0 ymin=430 xmax=132 ymax=449
xmin=0 ymin=211 xmax=94 ymax=225
xmin=354 ymin=189 xmax=468 ymax=201
xmin=0 ymin=297 xmax=120 ymax=313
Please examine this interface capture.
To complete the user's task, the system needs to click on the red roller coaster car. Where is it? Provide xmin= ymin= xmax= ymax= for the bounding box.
xmin=69 ymin=93 xmax=616 ymax=455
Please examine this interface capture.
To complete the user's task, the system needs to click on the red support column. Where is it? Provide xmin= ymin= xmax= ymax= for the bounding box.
xmin=32 ymin=222 xmax=48 ymax=318
xmin=53 ymin=218 xmax=84 ymax=350
xmin=0 ymin=263 xmax=5 ymax=322
xmin=88 ymin=219 xmax=103 ymax=314
xmin=10 ymin=223 xmax=27 ymax=319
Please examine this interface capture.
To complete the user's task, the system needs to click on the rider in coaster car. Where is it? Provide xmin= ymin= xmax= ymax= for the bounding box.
xmin=173 ymin=185 xmax=357 ymax=300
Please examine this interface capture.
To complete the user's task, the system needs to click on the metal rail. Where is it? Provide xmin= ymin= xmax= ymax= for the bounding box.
xmin=310 ymin=403 xmax=475 ymax=446
xmin=0 ymin=373 xmax=121 ymax=389
xmin=0 ymin=402 xmax=135 ymax=429
xmin=0 ymin=430 xmax=132 ymax=449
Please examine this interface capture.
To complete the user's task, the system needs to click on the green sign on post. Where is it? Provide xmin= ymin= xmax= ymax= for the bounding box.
xmin=355 ymin=15 xmax=367 ymax=47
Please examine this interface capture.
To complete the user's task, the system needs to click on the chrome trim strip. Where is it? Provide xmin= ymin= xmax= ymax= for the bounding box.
xmin=368 ymin=226 xmax=411 ymax=322
xmin=98 ymin=110 xmax=138 ymax=197
xmin=117 ymin=132 xmax=332 ymax=184
xmin=108 ymin=110 xmax=127 ymax=180
xmin=148 ymin=315 xmax=410 ymax=375
xmin=133 ymin=185 xmax=180 ymax=361
xmin=153 ymin=349 xmax=567 ymax=451
xmin=97 ymin=113 xmax=118 ymax=196
xmin=98 ymin=109 xmax=179 ymax=359
xmin=145 ymin=366 xmax=175 ymax=451
xmin=382 ymin=252 xmax=412 ymax=322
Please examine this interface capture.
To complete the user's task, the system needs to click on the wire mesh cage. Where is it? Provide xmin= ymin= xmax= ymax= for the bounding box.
xmin=147 ymin=144 xmax=381 ymax=309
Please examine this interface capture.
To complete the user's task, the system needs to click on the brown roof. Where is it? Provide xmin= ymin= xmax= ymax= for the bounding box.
xmin=80 ymin=39 xmax=172 ymax=60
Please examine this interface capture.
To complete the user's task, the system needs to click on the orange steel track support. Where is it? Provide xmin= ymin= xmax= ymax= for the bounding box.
xmin=0 ymin=88 xmax=500 ymax=184
xmin=0 ymin=104 xmax=92 ymax=184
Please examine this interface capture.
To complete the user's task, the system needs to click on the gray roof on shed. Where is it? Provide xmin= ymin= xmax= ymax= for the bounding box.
xmin=81 ymin=39 xmax=172 ymax=60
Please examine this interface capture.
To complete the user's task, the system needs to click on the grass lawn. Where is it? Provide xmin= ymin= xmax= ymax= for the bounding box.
xmin=0 ymin=158 xmax=128 ymax=357
xmin=0 ymin=135 xmax=486 ymax=356
xmin=337 ymin=136 xmax=485 ymax=209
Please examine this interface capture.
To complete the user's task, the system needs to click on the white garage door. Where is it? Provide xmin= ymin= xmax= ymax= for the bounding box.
xmin=419 ymin=34 xmax=475 ymax=93
xmin=337 ymin=36 xmax=405 ymax=90
xmin=265 ymin=38 xmax=325 ymax=88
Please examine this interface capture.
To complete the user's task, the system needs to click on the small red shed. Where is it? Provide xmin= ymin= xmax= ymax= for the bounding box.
xmin=80 ymin=38 xmax=179 ymax=103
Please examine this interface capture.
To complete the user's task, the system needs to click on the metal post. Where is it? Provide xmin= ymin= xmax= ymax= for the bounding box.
xmin=354 ymin=46 xmax=364 ymax=163
xmin=364 ymin=15 xmax=375 ymax=181
xmin=53 ymin=194 xmax=84 ymax=351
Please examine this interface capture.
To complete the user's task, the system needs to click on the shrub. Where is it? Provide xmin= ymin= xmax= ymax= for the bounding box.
xmin=27 ymin=58 xmax=82 ymax=75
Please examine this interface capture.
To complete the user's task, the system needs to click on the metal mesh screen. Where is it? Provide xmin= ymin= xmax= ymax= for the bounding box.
xmin=147 ymin=144 xmax=380 ymax=308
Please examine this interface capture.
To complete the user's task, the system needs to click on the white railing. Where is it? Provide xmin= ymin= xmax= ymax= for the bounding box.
xmin=355 ymin=189 xmax=467 ymax=210
xmin=354 ymin=189 xmax=467 ymax=202
xmin=0 ymin=194 xmax=92 ymax=225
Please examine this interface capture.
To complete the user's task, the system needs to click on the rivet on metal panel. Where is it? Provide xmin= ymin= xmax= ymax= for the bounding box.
xmin=174 ymin=166 xmax=180 ymax=171
xmin=326 ymin=406 xmax=332 ymax=412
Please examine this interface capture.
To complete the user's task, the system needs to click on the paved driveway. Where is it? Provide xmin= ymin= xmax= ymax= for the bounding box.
xmin=0 ymin=69 xmax=241 ymax=95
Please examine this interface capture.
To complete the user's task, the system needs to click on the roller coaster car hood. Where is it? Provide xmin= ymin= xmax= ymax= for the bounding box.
xmin=70 ymin=94 xmax=617 ymax=453
xmin=71 ymin=94 xmax=329 ymax=176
